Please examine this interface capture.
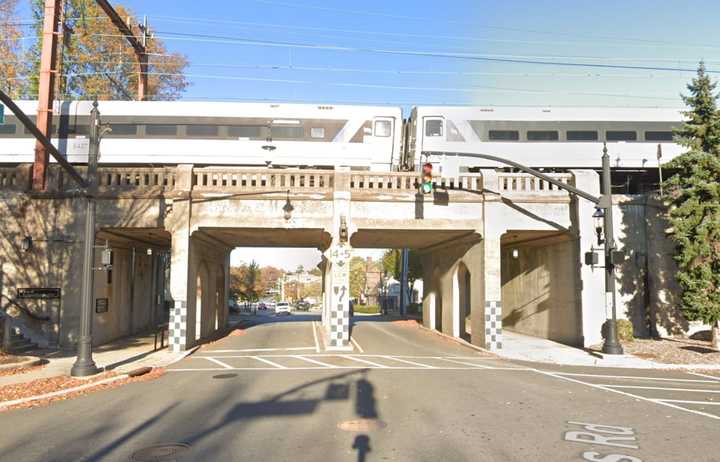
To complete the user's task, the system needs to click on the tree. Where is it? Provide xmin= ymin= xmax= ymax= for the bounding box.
xmin=0 ymin=0 xmax=23 ymax=98
xmin=25 ymin=0 xmax=188 ymax=100
xmin=349 ymin=256 xmax=367 ymax=301
xmin=381 ymin=249 xmax=423 ymax=294
xmin=663 ymin=61 xmax=720 ymax=349
xmin=230 ymin=261 xmax=262 ymax=302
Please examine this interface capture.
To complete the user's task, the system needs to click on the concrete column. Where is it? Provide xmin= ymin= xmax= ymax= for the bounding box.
xmin=569 ymin=170 xmax=605 ymax=347
xmin=481 ymin=169 xmax=503 ymax=351
xmin=321 ymin=166 xmax=353 ymax=350
xmin=166 ymin=164 xmax=194 ymax=352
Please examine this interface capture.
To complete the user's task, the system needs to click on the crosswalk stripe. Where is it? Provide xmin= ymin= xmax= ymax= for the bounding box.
xmin=294 ymin=355 xmax=337 ymax=368
xmin=204 ymin=357 xmax=233 ymax=369
xmin=381 ymin=356 xmax=435 ymax=368
xmin=253 ymin=356 xmax=288 ymax=369
xmin=345 ymin=355 xmax=388 ymax=368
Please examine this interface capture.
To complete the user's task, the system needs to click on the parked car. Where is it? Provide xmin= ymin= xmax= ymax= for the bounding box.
xmin=275 ymin=301 xmax=291 ymax=315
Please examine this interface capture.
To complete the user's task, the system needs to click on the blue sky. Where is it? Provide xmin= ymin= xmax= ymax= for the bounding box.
xmin=16 ymin=0 xmax=720 ymax=109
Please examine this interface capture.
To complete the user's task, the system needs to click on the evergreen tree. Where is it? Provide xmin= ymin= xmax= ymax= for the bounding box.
xmin=663 ymin=61 xmax=720 ymax=349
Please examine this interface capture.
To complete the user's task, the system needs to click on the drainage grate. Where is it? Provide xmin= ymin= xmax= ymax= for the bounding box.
xmin=131 ymin=443 xmax=191 ymax=461
xmin=213 ymin=373 xmax=238 ymax=379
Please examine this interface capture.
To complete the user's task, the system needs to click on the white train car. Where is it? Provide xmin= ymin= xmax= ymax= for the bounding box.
xmin=404 ymin=106 xmax=685 ymax=171
xmin=0 ymin=101 xmax=403 ymax=171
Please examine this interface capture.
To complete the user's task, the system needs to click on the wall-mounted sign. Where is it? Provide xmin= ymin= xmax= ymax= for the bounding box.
xmin=0 ymin=103 xmax=4 ymax=124
xmin=17 ymin=288 xmax=61 ymax=300
xmin=95 ymin=298 xmax=109 ymax=314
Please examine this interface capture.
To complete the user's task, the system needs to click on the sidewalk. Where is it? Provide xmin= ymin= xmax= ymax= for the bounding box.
xmin=0 ymin=331 xmax=186 ymax=387
xmin=497 ymin=330 xmax=720 ymax=369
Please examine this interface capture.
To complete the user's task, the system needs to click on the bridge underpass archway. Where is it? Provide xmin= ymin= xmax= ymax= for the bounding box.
xmin=500 ymin=230 xmax=583 ymax=348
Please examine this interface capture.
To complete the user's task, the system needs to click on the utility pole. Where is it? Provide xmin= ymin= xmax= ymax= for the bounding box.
xmin=600 ymin=144 xmax=624 ymax=355
xmin=70 ymin=100 xmax=102 ymax=377
xmin=95 ymin=0 xmax=150 ymax=100
xmin=33 ymin=0 xmax=63 ymax=192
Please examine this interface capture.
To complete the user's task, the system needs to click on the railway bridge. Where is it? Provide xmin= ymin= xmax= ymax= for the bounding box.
xmin=0 ymin=163 xmax=610 ymax=352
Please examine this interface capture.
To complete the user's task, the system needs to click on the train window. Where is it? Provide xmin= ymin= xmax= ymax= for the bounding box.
xmin=645 ymin=131 xmax=673 ymax=142
xmin=107 ymin=124 xmax=138 ymax=136
xmin=567 ymin=130 xmax=598 ymax=141
xmin=374 ymin=120 xmax=392 ymax=137
xmin=527 ymin=130 xmax=559 ymax=141
xmin=606 ymin=130 xmax=637 ymax=141
xmin=311 ymin=127 xmax=325 ymax=139
xmin=0 ymin=124 xmax=16 ymax=136
xmin=228 ymin=125 xmax=262 ymax=138
xmin=488 ymin=130 xmax=519 ymax=141
xmin=186 ymin=125 xmax=219 ymax=137
xmin=145 ymin=124 xmax=177 ymax=136
xmin=425 ymin=119 xmax=443 ymax=137
xmin=65 ymin=125 xmax=89 ymax=136
xmin=271 ymin=126 xmax=304 ymax=139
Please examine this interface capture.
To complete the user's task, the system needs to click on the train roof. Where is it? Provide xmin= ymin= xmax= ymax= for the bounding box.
xmin=412 ymin=105 xmax=685 ymax=122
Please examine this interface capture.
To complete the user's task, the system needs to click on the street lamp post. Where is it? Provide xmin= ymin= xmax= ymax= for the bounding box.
xmin=600 ymin=144 xmax=624 ymax=355
xmin=70 ymin=101 xmax=102 ymax=377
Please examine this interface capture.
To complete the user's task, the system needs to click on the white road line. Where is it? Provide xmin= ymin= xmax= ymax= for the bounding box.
xmin=203 ymin=357 xmax=233 ymax=369
xmin=654 ymin=399 xmax=720 ymax=406
xmin=345 ymin=355 xmax=388 ymax=368
xmin=554 ymin=372 xmax=720 ymax=384
xmin=689 ymin=372 xmax=720 ymax=382
xmin=203 ymin=347 xmax=316 ymax=353
xmin=438 ymin=357 xmax=495 ymax=369
xmin=312 ymin=322 xmax=321 ymax=353
xmin=381 ymin=355 xmax=435 ymax=368
xmin=294 ymin=355 xmax=338 ymax=368
xmin=537 ymin=369 xmax=720 ymax=421
xmin=600 ymin=384 xmax=720 ymax=393
xmin=350 ymin=336 xmax=364 ymax=353
xmin=253 ymin=356 xmax=288 ymax=369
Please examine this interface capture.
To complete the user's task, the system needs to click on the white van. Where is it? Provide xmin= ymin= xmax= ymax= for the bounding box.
xmin=275 ymin=301 xmax=291 ymax=315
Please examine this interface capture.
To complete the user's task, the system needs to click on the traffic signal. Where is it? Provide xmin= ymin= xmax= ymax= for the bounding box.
xmin=421 ymin=162 xmax=433 ymax=194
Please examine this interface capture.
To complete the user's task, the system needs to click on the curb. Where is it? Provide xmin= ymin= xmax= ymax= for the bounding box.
xmin=413 ymin=321 xmax=495 ymax=356
xmin=0 ymin=356 xmax=44 ymax=372
xmin=0 ymin=373 xmax=129 ymax=409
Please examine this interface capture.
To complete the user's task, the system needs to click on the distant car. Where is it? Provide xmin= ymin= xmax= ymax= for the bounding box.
xmin=275 ymin=302 xmax=291 ymax=315
xmin=258 ymin=302 xmax=267 ymax=310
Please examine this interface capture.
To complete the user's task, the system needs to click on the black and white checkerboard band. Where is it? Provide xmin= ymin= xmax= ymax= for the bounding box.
xmin=328 ymin=305 xmax=350 ymax=348
xmin=169 ymin=300 xmax=187 ymax=352
xmin=484 ymin=300 xmax=502 ymax=350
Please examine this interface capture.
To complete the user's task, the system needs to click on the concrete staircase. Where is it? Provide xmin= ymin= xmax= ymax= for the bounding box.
xmin=6 ymin=326 xmax=40 ymax=355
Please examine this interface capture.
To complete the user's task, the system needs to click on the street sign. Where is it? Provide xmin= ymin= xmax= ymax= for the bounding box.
xmin=0 ymin=103 xmax=4 ymax=124
xmin=17 ymin=288 xmax=61 ymax=300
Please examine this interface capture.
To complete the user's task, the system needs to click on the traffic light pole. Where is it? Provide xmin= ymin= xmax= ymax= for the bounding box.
xmin=428 ymin=149 xmax=623 ymax=354
xmin=0 ymin=91 xmax=104 ymax=372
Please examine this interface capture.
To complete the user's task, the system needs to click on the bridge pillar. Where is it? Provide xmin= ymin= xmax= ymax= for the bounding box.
xmin=168 ymin=206 xmax=192 ymax=352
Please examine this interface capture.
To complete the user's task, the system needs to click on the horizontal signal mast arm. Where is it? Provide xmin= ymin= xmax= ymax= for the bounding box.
xmin=0 ymin=90 xmax=88 ymax=189
xmin=447 ymin=151 xmax=601 ymax=204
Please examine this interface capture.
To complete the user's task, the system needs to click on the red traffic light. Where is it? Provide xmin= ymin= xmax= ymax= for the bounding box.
xmin=422 ymin=162 xmax=433 ymax=175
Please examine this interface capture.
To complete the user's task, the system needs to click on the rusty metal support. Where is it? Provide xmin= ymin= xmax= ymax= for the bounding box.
xmin=33 ymin=0 xmax=63 ymax=192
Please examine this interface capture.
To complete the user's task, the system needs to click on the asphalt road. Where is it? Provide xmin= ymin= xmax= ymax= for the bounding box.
xmin=1 ymin=314 xmax=719 ymax=461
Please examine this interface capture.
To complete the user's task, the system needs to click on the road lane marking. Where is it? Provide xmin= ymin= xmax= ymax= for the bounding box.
xmin=600 ymin=385 xmax=720 ymax=393
xmin=203 ymin=357 xmax=233 ymax=369
xmin=381 ymin=356 xmax=435 ymax=368
xmin=253 ymin=356 xmax=288 ymax=369
xmin=689 ymin=372 xmax=720 ymax=382
xmin=345 ymin=355 xmax=387 ymax=368
xmin=312 ymin=322 xmax=321 ymax=353
xmin=653 ymin=398 xmax=720 ymax=405
xmin=538 ymin=369 xmax=720 ymax=421
xmin=554 ymin=372 xmax=719 ymax=384
xmin=438 ymin=357 xmax=495 ymax=369
xmin=203 ymin=347 xmax=316 ymax=353
xmin=295 ymin=355 xmax=338 ymax=368
xmin=350 ymin=336 xmax=364 ymax=353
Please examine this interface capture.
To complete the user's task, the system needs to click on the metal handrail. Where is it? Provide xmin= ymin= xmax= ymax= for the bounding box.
xmin=0 ymin=295 xmax=51 ymax=322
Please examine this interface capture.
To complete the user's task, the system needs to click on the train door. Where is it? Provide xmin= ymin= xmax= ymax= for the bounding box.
xmin=369 ymin=117 xmax=395 ymax=164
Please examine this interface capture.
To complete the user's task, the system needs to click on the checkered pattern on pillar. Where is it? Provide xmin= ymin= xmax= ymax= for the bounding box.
xmin=484 ymin=300 xmax=502 ymax=350
xmin=169 ymin=300 xmax=188 ymax=352
xmin=328 ymin=297 xmax=350 ymax=348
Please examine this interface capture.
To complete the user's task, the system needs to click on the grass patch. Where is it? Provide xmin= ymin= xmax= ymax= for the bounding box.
xmin=353 ymin=305 xmax=381 ymax=314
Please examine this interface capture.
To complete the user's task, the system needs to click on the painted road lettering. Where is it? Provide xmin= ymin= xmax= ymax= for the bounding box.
xmin=564 ymin=421 xmax=642 ymax=461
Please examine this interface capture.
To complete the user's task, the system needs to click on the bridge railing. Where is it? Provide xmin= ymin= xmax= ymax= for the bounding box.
xmin=192 ymin=168 xmax=335 ymax=194
xmin=0 ymin=167 xmax=21 ymax=191
xmin=98 ymin=168 xmax=177 ymax=190
xmin=496 ymin=172 xmax=574 ymax=197
xmin=349 ymin=172 xmax=483 ymax=194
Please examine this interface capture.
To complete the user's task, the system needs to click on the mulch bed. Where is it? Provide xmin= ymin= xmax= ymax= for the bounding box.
xmin=391 ymin=319 xmax=421 ymax=328
xmin=595 ymin=337 xmax=720 ymax=365
xmin=0 ymin=363 xmax=46 ymax=377
xmin=0 ymin=353 xmax=27 ymax=366
xmin=0 ymin=367 xmax=165 ymax=413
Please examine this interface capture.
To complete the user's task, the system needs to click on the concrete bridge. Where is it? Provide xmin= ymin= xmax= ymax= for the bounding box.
xmin=0 ymin=163 xmax=656 ymax=353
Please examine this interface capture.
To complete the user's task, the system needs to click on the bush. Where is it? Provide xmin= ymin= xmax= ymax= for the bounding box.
xmin=602 ymin=319 xmax=634 ymax=343
xmin=353 ymin=305 xmax=381 ymax=314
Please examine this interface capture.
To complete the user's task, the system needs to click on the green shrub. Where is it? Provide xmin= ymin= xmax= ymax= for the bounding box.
xmin=353 ymin=305 xmax=380 ymax=314
xmin=602 ymin=319 xmax=634 ymax=342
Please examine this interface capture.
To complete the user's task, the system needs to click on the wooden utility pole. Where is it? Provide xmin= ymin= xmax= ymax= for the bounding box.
xmin=32 ymin=0 xmax=63 ymax=192
xmin=95 ymin=0 xmax=149 ymax=100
